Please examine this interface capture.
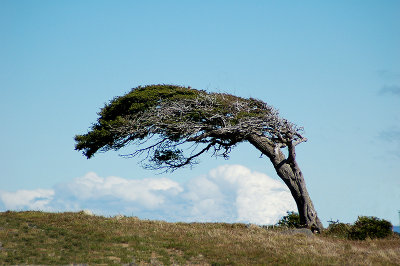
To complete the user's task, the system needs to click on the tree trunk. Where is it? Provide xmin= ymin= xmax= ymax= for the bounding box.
xmin=247 ymin=134 xmax=324 ymax=232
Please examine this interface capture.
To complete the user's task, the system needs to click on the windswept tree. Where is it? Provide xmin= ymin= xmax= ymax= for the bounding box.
xmin=75 ymin=84 xmax=323 ymax=232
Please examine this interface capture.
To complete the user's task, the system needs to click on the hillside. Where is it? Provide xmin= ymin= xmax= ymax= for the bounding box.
xmin=0 ymin=211 xmax=399 ymax=265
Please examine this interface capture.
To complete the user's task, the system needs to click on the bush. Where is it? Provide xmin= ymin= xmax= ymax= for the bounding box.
xmin=323 ymin=216 xmax=393 ymax=240
xmin=349 ymin=216 xmax=393 ymax=240
xmin=324 ymin=220 xmax=352 ymax=239
xmin=276 ymin=211 xmax=301 ymax=228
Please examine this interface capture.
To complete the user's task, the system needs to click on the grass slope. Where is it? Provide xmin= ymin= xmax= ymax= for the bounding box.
xmin=0 ymin=211 xmax=399 ymax=265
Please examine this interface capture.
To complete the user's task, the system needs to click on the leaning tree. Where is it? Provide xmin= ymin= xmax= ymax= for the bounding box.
xmin=75 ymin=84 xmax=323 ymax=232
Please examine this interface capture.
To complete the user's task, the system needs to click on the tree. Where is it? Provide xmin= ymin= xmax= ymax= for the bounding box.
xmin=75 ymin=84 xmax=323 ymax=232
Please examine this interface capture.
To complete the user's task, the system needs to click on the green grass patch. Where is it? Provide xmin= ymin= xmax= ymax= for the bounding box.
xmin=0 ymin=211 xmax=399 ymax=265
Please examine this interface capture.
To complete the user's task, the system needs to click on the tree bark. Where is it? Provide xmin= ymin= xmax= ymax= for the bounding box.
xmin=247 ymin=133 xmax=324 ymax=232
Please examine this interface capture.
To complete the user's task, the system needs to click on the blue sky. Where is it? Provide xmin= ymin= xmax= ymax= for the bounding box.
xmin=1 ymin=1 xmax=399 ymax=227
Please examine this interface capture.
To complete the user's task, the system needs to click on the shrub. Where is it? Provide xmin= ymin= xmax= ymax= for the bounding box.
xmin=324 ymin=220 xmax=352 ymax=239
xmin=349 ymin=216 xmax=393 ymax=240
xmin=276 ymin=211 xmax=301 ymax=228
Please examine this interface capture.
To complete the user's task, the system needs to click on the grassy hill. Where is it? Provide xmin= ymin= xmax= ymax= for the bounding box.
xmin=0 ymin=211 xmax=399 ymax=265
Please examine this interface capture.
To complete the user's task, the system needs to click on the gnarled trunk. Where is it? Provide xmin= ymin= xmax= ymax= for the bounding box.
xmin=247 ymin=134 xmax=323 ymax=232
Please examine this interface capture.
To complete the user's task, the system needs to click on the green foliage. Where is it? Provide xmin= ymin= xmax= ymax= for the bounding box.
xmin=74 ymin=84 xmax=275 ymax=161
xmin=276 ymin=211 xmax=301 ymax=228
xmin=75 ymin=85 xmax=201 ymax=158
xmin=323 ymin=216 xmax=393 ymax=240
xmin=100 ymin=84 xmax=200 ymax=121
xmin=324 ymin=220 xmax=352 ymax=239
xmin=74 ymin=84 xmax=303 ymax=171
xmin=348 ymin=216 xmax=393 ymax=240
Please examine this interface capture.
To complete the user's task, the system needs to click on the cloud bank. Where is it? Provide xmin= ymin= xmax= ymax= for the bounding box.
xmin=0 ymin=165 xmax=296 ymax=225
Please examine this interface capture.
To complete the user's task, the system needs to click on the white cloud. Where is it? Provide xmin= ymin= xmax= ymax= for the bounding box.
xmin=205 ymin=165 xmax=296 ymax=224
xmin=0 ymin=165 xmax=296 ymax=225
xmin=58 ymin=172 xmax=183 ymax=209
xmin=0 ymin=189 xmax=54 ymax=210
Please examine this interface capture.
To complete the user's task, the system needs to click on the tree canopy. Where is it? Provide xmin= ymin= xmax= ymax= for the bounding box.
xmin=75 ymin=84 xmax=306 ymax=171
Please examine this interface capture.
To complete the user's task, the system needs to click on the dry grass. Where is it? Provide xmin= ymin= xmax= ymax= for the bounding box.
xmin=0 ymin=211 xmax=399 ymax=265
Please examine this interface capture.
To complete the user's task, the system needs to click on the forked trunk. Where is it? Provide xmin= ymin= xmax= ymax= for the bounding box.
xmin=247 ymin=134 xmax=323 ymax=232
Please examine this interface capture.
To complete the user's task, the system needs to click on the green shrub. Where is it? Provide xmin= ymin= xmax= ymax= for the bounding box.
xmin=276 ymin=211 xmax=301 ymax=228
xmin=324 ymin=220 xmax=352 ymax=239
xmin=349 ymin=216 xmax=393 ymax=240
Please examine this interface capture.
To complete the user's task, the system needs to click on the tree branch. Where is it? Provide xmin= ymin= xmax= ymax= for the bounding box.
xmin=150 ymin=141 xmax=216 ymax=171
